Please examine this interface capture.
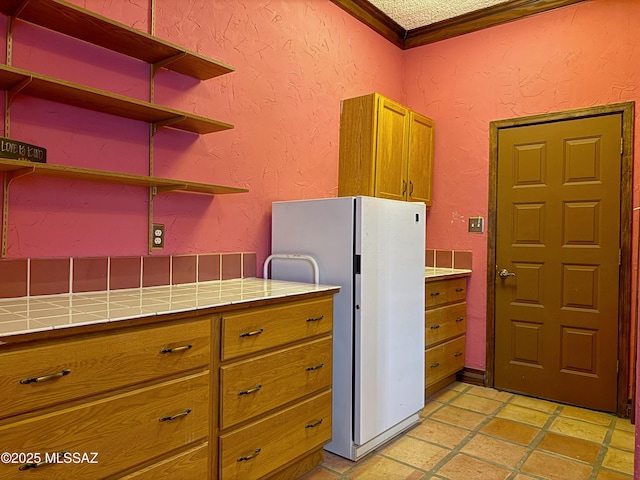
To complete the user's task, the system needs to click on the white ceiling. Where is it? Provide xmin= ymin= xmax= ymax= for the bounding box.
xmin=366 ymin=0 xmax=512 ymax=30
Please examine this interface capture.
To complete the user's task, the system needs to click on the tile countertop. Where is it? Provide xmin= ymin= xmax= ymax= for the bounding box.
xmin=425 ymin=267 xmax=472 ymax=280
xmin=0 ymin=278 xmax=340 ymax=339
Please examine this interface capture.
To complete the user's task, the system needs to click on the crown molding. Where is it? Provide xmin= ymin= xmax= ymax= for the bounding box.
xmin=330 ymin=0 xmax=590 ymax=49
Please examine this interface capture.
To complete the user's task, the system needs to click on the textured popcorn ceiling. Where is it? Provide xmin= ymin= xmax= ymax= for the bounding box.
xmin=367 ymin=0 xmax=512 ymax=30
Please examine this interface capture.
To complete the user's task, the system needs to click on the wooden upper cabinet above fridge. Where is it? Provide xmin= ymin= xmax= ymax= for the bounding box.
xmin=338 ymin=93 xmax=434 ymax=206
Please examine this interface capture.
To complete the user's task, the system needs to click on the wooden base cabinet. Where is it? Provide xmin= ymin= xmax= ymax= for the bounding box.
xmin=219 ymin=296 xmax=334 ymax=480
xmin=0 ymin=291 xmax=336 ymax=480
xmin=0 ymin=318 xmax=212 ymax=479
xmin=425 ymin=277 xmax=468 ymax=396
xmin=338 ymin=93 xmax=435 ymax=206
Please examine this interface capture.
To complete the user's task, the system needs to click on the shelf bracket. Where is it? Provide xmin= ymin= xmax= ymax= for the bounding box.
xmin=7 ymin=0 xmax=32 ymax=66
xmin=152 ymin=116 xmax=187 ymax=135
xmin=2 ymin=166 xmax=35 ymax=257
xmin=9 ymin=0 xmax=31 ymax=20
xmin=156 ymin=184 xmax=188 ymax=194
xmin=152 ymin=52 xmax=188 ymax=78
xmin=4 ymin=77 xmax=31 ymax=137
xmin=7 ymin=77 xmax=32 ymax=106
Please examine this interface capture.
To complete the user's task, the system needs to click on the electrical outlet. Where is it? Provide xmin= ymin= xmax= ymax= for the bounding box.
xmin=468 ymin=217 xmax=484 ymax=233
xmin=152 ymin=223 xmax=165 ymax=249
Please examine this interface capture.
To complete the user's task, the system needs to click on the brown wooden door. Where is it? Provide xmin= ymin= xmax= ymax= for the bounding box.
xmin=494 ymin=114 xmax=622 ymax=412
xmin=407 ymin=111 xmax=434 ymax=206
xmin=374 ymin=97 xmax=409 ymax=201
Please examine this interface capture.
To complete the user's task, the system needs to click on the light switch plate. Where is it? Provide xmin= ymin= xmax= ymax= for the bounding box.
xmin=468 ymin=217 xmax=484 ymax=233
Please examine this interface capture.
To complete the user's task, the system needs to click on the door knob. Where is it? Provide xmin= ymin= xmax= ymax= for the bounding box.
xmin=498 ymin=268 xmax=516 ymax=279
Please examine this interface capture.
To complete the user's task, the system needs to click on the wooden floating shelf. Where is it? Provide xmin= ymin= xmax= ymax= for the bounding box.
xmin=0 ymin=158 xmax=248 ymax=195
xmin=0 ymin=64 xmax=233 ymax=134
xmin=0 ymin=0 xmax=235 ymax=80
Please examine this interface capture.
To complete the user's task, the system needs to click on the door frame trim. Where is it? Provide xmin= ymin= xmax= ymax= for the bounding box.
xmin=485 ymin=102 xmax=635 ymax=417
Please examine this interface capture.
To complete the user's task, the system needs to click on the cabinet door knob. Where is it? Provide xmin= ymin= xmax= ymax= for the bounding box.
xmin=454 ymin=351 xmax=463 ymax=357
xmin=455 ymin=317 xmax=464 ymax=322
xmin=306 ymin=363 xmax=325 ymax=371
xmin=306 ymin=315 xmax=324 ymax=322
xmin=430 ymin=325 xmax=440 ymax=330
xmin=429 ymin=362 xmax=440 ymax=368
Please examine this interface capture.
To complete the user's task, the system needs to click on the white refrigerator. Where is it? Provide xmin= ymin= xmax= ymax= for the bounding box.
xmin=270 ymin=196 xmax=425 ymax=461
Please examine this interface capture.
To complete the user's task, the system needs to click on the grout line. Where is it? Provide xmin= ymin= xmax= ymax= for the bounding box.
xmin=69 ymin=257 xmax=73 ymax=294
xmin=26 ymin=257 xmax=30 ymax=297
xmin=139 ymin=255 xmax=143 ymax=289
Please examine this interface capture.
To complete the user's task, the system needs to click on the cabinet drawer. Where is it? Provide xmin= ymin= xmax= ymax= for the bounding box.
xmin=425 ymin=335 xmax=465 ymax=386
xmin=0 ymin=318 xmax=211 ymax=419
xmin=220 ymin=337 xmax=332 ymax=430
xmin=119 ymin=443 xmax=209 ymax=479
xmin=0 ymin=371 xmax=210 ymax=480
xmin=425 ymin=302 xmax=466 ymax=347
xmin=425 ymin=278 xmax=467 ymax=308
xmin=220 ymin=390 xmax=331 ymax=480
xmin=221 ymin=297 xmax=332 ymax=360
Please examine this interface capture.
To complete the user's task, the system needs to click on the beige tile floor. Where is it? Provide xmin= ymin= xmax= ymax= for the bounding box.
xmin=301 ymin=382 xmax=635 ymax=480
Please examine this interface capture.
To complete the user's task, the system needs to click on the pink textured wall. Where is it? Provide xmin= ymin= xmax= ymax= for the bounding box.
xmin=2 ymin=0 xmax=640 ymax=468
xmin=1 ymin=0 xmax=401 ymax=262
xmin=405 ymin=0 xmax=640 ymax=372
xmin=402 ymin=1 xmax=639 ymax=474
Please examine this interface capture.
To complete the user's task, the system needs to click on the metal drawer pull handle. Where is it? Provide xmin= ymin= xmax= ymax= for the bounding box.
xmin=307 ymin=315 xmax=324 ymax=322
xmin=455 ymin=317 xmax=464 ymax=322
xmin=430 ymin=325 xmax=440 ymax=330
xmin=159 ymin=409 xmax=192 ymax=422
xmin=430 ymin=292 xmax=440 ymax=296
xmin=160 ymin=344 xmax=192 ymax=354
xmin=238 ymin=384 xmax=262 ymax=395
xmin=430 ymin=362 xmax=440 ymax=368
xmin=20 ymin=369 xmax=71 ymax=384
xmin=454 ymin=352 xmax=463 ymax=357
xmin=240 ymin=328 xmax=264 ymax=337
xmin=455 ymin=288 xmax=464 ymax=292
xmin=237 ymin=448 xmax=261 ymax=462
xmin=19 ymin=451 xmax=69 ymax=470
xmin=305 ymin=418 xmax=323 ymax=428
xmin=306 ymin=363 xmax=324 ymax=371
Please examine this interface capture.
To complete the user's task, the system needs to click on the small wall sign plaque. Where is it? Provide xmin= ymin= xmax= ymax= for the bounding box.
xmin=0 ymin=137 xmax=46 ymax=163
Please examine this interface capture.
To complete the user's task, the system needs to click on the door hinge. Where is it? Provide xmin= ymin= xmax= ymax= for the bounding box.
xmin=620 ymin=137 xmax=624 ymax=155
